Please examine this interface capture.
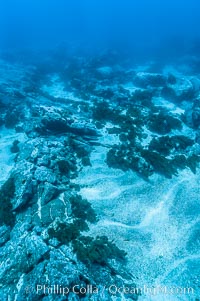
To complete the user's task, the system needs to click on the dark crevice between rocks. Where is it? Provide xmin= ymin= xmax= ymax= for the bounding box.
xmin=0 ymin=177 xmax=16 ymax=227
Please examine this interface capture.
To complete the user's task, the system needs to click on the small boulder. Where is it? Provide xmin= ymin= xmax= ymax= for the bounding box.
xmin=34 ymin=166 xmax=57 ymax=184
xmin=134 ymin=72 xmax=166 ymax=88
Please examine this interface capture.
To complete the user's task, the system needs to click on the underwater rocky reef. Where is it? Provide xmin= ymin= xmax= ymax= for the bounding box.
xmin=0 ymin=52 xmax=200 ymax=301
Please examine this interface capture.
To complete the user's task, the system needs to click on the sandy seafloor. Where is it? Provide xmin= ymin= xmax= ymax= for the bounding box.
xmin=74 ymin=140 xmax=200 ymax=300
xmin=0 ymin=55 xmax=199 ymax=301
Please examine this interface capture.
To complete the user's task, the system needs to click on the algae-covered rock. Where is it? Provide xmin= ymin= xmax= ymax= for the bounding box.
xmin=73 ymin=235 xmax=127 ymax=265
xmin=69 ymin=195 xmax=97 ymax=223
xmin=148 ymin=112 xmax=182 ymax=134
xmin=141 ymin=150 xmax=177 ymax=178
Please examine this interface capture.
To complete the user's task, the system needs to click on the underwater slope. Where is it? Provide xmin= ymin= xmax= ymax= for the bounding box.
xmin=0 ymin=54 xmax=200 ymax=300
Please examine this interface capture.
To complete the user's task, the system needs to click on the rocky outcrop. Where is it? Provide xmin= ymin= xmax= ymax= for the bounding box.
xmin=134 ymin=72 xmax=167 ymax=88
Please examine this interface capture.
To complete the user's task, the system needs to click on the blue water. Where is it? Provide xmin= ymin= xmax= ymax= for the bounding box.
xmin=0 ymin=0 xmax=200 ymax=58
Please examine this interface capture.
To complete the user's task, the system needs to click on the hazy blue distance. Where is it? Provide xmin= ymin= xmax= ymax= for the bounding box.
xmin=0 ymin=0 xmax=199 ymax=59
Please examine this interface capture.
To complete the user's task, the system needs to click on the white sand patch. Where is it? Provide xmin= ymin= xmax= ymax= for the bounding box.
xmin=153 ymin=97 xmax=185 ymax=115
xmin=41 ymin=74 xmax=81 ymax=101
xmin=0 ymin=127 xmax=26 ymax=185
xmin=122 ymin=82 xmax=139 ymax=93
